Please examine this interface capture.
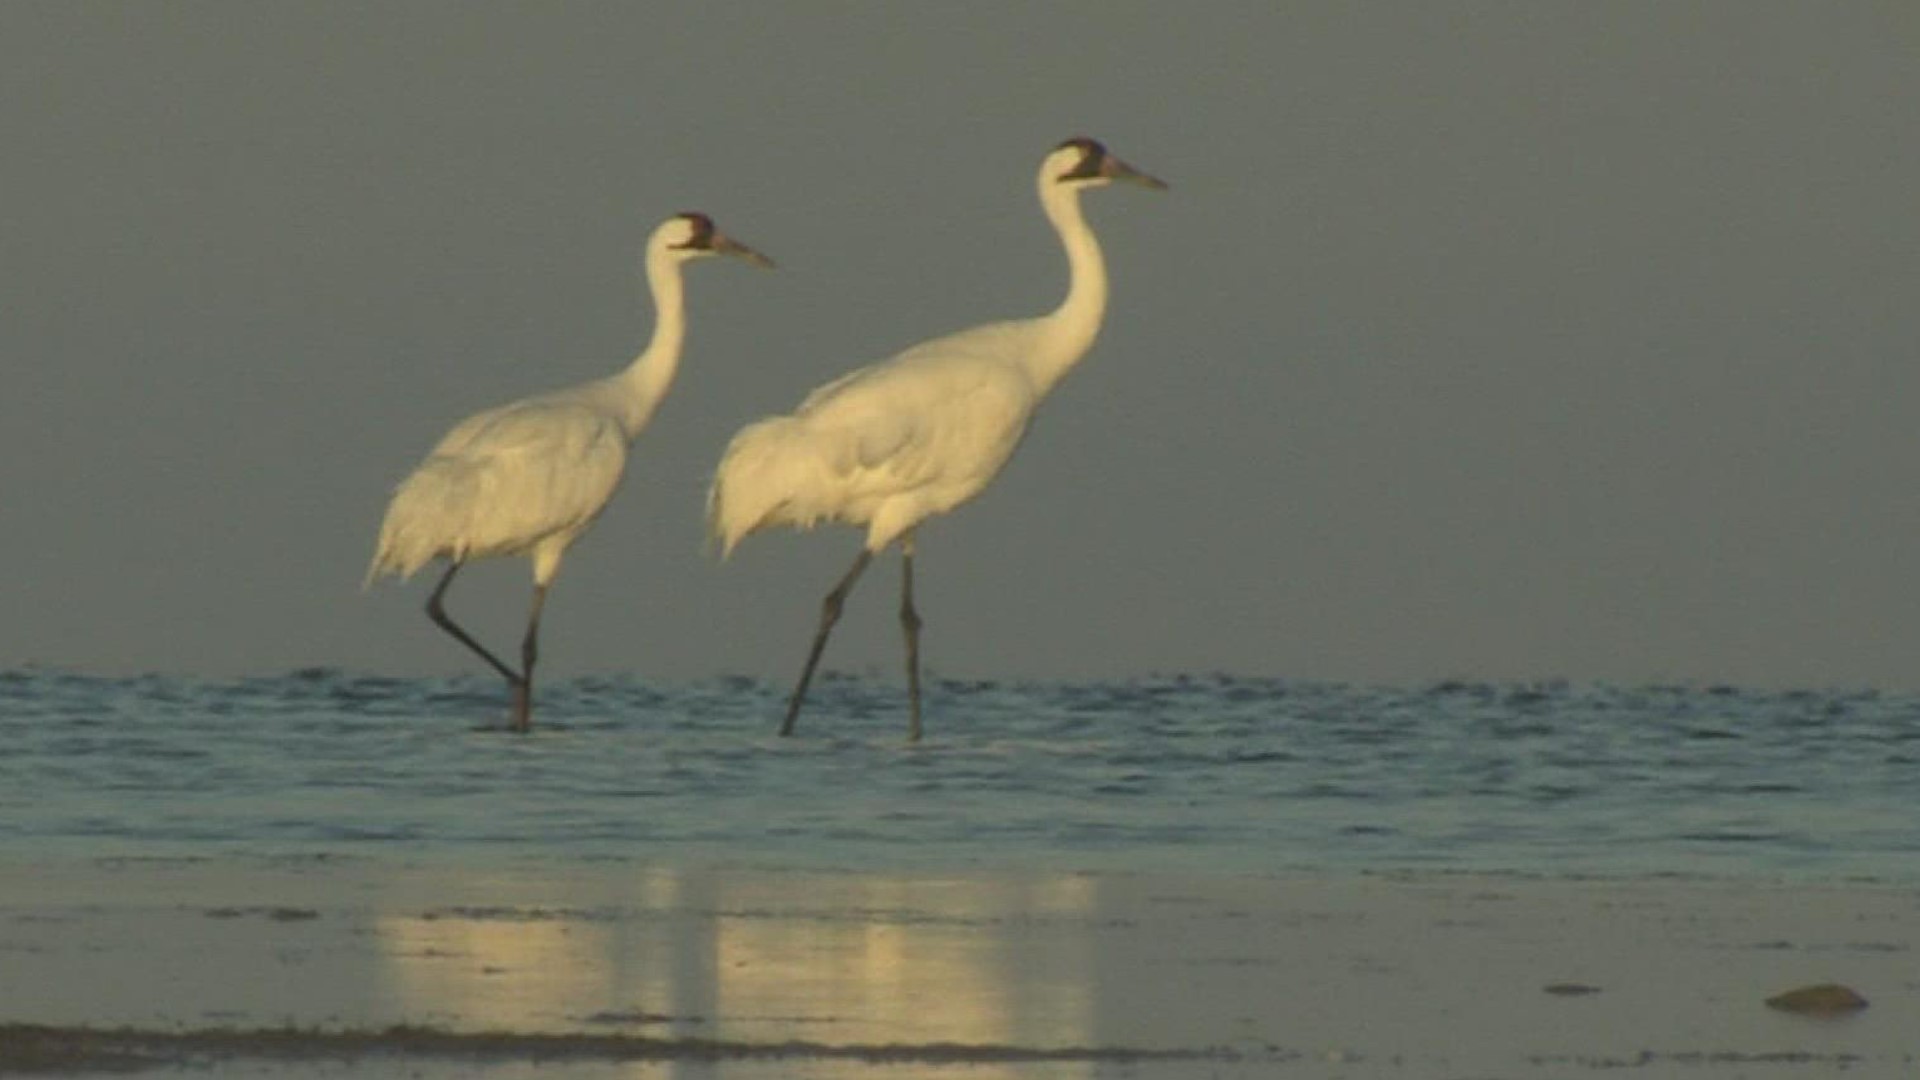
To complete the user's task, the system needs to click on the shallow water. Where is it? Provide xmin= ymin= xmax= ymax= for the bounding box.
xmin=1 ymin=669 xmax=1915 ymax=879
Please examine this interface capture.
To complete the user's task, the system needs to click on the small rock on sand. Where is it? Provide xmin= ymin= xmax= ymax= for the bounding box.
xmin=1542 ymin=983 xmax=1602 ymax=997
xmin=1765 ymin=983 xmax=1868 ymax=1016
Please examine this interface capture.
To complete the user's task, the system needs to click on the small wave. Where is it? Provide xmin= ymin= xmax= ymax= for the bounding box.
xmin=0 ymin=1021 xmax=1267 ymax=1071
xmin=0 ymin=671 xmax=1914 ymax=878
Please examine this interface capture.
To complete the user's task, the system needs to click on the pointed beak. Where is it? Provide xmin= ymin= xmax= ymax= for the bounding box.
xmin=1102 ymin=154 xmax=1168 ymax=191
xmin=715 ymin=233 xmax=776 ymax=269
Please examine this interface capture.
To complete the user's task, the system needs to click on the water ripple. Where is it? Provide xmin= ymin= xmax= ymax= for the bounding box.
xmin=0 ymin=670 xmax=1914 ymax=879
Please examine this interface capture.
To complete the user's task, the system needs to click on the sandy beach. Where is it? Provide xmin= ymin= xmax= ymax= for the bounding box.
xmin=0 ymin=857 xmax=1911 ymax=1077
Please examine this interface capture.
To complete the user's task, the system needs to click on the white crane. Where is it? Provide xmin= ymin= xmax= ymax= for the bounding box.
xmin=367 ymin=212 xmax=772 ymax=732
xmin=707 ymin=137 xmax=1164 ymax=741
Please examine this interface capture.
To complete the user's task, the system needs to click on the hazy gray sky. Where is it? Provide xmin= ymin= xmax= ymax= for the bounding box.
xmin=5 ymin=4 xmax=1919 ymax=688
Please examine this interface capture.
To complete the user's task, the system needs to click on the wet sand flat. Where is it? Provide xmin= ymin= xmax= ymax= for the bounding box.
xmin=0 ymin=858 xmax=1913 ymax=1077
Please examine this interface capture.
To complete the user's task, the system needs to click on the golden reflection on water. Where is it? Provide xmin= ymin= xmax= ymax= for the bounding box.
xmin=376 ymin=868 xmax=1098 ymax=1075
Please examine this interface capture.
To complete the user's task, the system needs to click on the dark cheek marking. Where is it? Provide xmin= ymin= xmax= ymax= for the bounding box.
xmin=671 ymin=212 xmax=716 ymax=251
xmin=1060 ymin=147 xmax=1106 ymax=182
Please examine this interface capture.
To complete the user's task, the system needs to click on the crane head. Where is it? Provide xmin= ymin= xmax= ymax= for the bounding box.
xmin=660 ymin=212 xmax=776 ymax=269
xmin=1049 ymin=137 xmax=1168 ymax=192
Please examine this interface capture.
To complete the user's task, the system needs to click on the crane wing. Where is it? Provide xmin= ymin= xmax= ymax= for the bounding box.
xmin=372 ymin=400 xmax=629 ymax=577
xmin=801 ymin=329 xmax=1039 ymax=494
xmin=706 ymin=320 xmax=1046 ymax=556
xmin=446 ymin=400 xmax=630 ymax=541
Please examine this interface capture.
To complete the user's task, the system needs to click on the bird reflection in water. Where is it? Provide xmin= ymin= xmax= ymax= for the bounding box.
xmin=375 ymin=867 xmax=1099 ymax=1068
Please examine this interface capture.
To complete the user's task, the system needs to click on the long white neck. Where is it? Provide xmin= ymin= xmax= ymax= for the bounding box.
xmin=1025 ymin=176 xmax=1108 ymax=396
xmin=609 ymin=245 xmax=689 ymax=438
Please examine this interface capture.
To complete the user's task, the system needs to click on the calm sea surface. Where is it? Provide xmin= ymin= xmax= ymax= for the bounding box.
xmin=1 ymin=669 xmax=1914 ymax=880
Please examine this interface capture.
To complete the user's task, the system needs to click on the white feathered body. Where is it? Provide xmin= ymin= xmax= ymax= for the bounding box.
xmin=707 ymin=138 xmax=1145 ymax=565
xmin=709 ymin=319 xmax=1053 ymax=558
xmin=367 ymin=376 xmax=647 ymax=587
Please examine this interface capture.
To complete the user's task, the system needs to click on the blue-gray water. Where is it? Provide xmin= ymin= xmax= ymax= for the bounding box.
xmin=2 ymin=669 xmax=1914 ymax=880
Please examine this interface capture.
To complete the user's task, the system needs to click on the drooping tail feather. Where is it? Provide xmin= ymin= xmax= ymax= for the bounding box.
xmin=363 ymin=455 xmax=489 ymax=588
xmin=706 ymin=415 xmax=843 ymax=560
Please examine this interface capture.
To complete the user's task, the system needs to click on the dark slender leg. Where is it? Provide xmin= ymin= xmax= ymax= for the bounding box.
xmin=510 ymin=583 xmax=550 ymax=734
xmin=899 ymin=544 xmax=923 ymax=743
xmin=780 ymin=548 xmax=873 ymax=736
xmin=425 ymin=561 xmax=547 ymax=732
xmin=426 ymin=562 xmax=520 ymax=683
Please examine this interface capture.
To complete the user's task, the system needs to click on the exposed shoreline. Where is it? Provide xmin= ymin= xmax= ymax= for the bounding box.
xmin=0 ymin=857 xmax=1912 ymax=1077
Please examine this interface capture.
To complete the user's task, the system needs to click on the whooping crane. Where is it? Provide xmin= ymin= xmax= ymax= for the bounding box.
xmin=368 ymin=212 xmax=772 ymax=732
xmin=707 ymin=138 xmax=1163 ymax=741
